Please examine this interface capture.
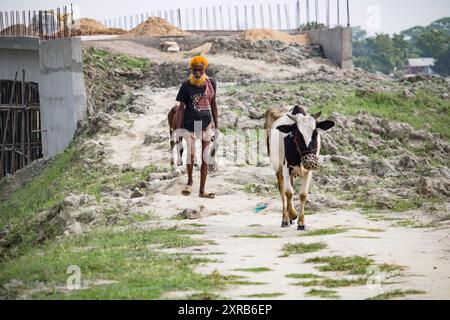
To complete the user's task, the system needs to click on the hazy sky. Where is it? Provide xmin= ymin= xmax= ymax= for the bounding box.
xmin=1 ymin=0 xmax=449 ymax=35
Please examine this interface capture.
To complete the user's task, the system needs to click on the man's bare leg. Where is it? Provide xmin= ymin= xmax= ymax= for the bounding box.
xmin=199 ymin=139 xmax=215 ymax=198
xmin=182 ymin=137 xmax=195 ymax=196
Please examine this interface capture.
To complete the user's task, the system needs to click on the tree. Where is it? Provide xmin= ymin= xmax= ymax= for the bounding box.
xmin=352 ymin=17 xmax=450 ymax=77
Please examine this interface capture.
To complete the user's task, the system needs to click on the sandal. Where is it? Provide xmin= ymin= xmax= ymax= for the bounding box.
xmin=181 ymin=185 xmax=192 ymax=196
xmin=199 ymin=192 xmax=216 ymax=199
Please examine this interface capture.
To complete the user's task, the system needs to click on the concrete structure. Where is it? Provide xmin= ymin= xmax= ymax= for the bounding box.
xmin=39 ymin=38 xmax=87 ymax=157
xmin=0 ymin=36 xmax=87 ymax=158
xmin=0 ymin=37 xmax=40 ymax=83
xmin=307 ymin=27 xmax=353 ymax=69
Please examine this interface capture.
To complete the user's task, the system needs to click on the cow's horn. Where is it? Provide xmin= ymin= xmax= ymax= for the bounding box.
xmin=287 ymin=114 xmax=297 ymax=122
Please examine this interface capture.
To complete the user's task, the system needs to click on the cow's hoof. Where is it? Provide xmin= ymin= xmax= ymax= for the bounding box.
xmin=297 ymin=225 xmax=307 ymax=231
xmin=290 ymin=220 xmax=295 ymax=225
xmin=281 ymin=222 xmax=290 ymax=228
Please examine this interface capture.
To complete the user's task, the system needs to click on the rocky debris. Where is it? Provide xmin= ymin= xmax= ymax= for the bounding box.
xmin=342 ymin=177 xmax=371 ymax=191
xmin=179 ymin=206 xmax=208 ymax=220
xmin=398 ymin=155 xmax=418 ymax=170
xmin=364 ymin=188 xmax=396 ymax=210
xmin=64 ymin=193 xmax=97 ymax=207
xmin=303 ymin=194 xmax=348 ymax=212
xmin=382 ymin=121 xmax=412 ymax=140
xmin=210 ymin=37 xmax=324 ymax=67
xmin=417 ymin=177 xmax=450 ymax=198
xmin=143 ymin=133 xmax=166 ymax=145
xmin=86 ymin=112 xmax=117 ymax=135
xmin=370 ymin=159 xmax=395 ymax=178
xmin=131 ymin=188 xmax=145 ymax=198
xmin=160 ymin=41 xmax=180 ymax=52
xmin=126 ymin=94 xmax=147 ymax=114
xmin=147 ymin=170 xmax=183 ymax=182
xmin=142 ymin=62 xmax=248 ymax=88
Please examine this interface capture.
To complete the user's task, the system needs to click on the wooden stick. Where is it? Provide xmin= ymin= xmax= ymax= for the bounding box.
xmin=0 ymin=72 xmax=17 ymax=175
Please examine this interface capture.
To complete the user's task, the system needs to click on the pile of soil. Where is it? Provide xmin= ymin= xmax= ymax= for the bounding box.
xmin=72 ymin=18 xmax=126 ymax=36
xmin=124 ymin=17 xmax=190 ymax=38
xmin=240 ymin=28 xmax=311 ymax=45
xmin=210 ymin=37 xmax=323 ymax=67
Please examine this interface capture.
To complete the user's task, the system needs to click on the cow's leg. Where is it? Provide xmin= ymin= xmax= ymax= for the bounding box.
xmin=287 ymin=175 xmax=298 ymax=225
xmin=170 ymin=128 xmax=175 ymax=166
xmin=297 ymin=170 xmax=313 ymax=231
xmin=276 ymin=167 xmax=289 ymax=228
xmin=176 ymin=139 xmax=184 ymax=166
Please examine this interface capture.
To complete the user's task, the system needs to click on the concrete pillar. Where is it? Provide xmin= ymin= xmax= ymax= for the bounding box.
xmin=307 ymin=26 xmax=353 ymax=69
xmin=39 ymin=37 xmax=87 ymax=157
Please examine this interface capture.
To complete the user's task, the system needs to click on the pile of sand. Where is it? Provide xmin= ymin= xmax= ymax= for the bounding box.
xmin=72 ymin=18 xmax=126 ymax=36
xmin=240 ymin=28 xmax=311 ymax=45
xmin=124 ymin=17 xmax=190 ymax=38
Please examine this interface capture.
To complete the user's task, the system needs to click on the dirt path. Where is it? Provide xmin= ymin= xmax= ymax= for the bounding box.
xmin=95 ymin=86 xmax=450 ymax=300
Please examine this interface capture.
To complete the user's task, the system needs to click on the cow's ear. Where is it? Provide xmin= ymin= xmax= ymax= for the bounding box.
xmin=277 ymin=124 xmax=295 ymax=133
xmin=291 ymin=105 xmax=306 ymax=116
xmin=317 ymin=120 xmax=335 ymax=131
xmin=313 ymin=111 xmax=322 ymax=119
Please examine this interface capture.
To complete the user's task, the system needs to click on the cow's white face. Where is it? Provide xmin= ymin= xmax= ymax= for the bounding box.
xmin=288 ymin=114 xmax=317 ymax=147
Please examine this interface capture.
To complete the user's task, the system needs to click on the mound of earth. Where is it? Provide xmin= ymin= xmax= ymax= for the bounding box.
xmin=241 ymin=28 xmax=311 ymax=45
xmin=72 ymin=18 xmax=126 ymax=36
xmin=123 ymin=17 xmax=190 ymax=38
xmin=210 ymin=37 xmax=323 ymax=67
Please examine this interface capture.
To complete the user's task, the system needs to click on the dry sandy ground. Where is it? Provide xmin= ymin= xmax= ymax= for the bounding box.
xmin=92 ymin=86 xmax=450 ymax=300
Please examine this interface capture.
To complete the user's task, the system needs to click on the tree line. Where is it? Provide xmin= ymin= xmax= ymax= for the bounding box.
xmin=352 ymin=17 xmax=450 ymax=77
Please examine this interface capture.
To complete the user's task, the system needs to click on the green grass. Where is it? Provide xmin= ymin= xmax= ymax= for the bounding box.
xmin=0 ymin=227 xmax=224 ymax=299
xmin=83 ymin=47 xmax=149 ymax=73
xmin=352 ymin=228 xmax=386 ymax=233
xmin=367 ymin=289 xmax=426 ymax=300
xmin=229 ymin=280 xmax=267 ymax=286
xmin=0 ymin=142 xmax=159 ymax=259
xmin=304 ymin=255 xmax=404 ymax=278
xmin=244 ymin=292 xmax=284 ymax=298
xmin=313 ymin=89 xmax=450 ymax=141
xmin=232 ymin=267 xmax=272 ymax=273
xmin=188 ymin=223 xmax=207 ymax=228
xmin=305 ymin=289 xmax=339 ymax=299
xmin=299 ymin=228 xmax=348 ymax=237
xmin=286 ymin=273 xmax=323 ymax=279
xmin=295 ymin=277 xmax=368 ymax=288
xmin=282 ymin=242 xmax=327 ymax=257
xmin=305 ymin=256 xmax=374 ymax=275
xmin=232 ymin=234 xmax=280 ymax=239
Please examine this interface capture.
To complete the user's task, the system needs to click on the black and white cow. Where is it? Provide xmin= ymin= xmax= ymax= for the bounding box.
xmin=266 ymin=105 xmax=335 ymax=230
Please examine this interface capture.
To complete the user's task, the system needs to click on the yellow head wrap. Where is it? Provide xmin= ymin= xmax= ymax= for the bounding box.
xmin=189 ymin=55 xmax=209 ymax=70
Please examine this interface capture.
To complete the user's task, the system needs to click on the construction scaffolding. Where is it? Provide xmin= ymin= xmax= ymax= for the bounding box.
xmin=0 ymin=71 xmax=42 ymax=178
xmin=0 ymin=5 xmax=74 ymax=41
xmin=101 ymin=0 xmax=351 ymax=31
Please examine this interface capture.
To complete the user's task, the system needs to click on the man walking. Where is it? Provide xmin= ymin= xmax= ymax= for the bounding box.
xmin=174 ymin=56 xmax=219 ymax=198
